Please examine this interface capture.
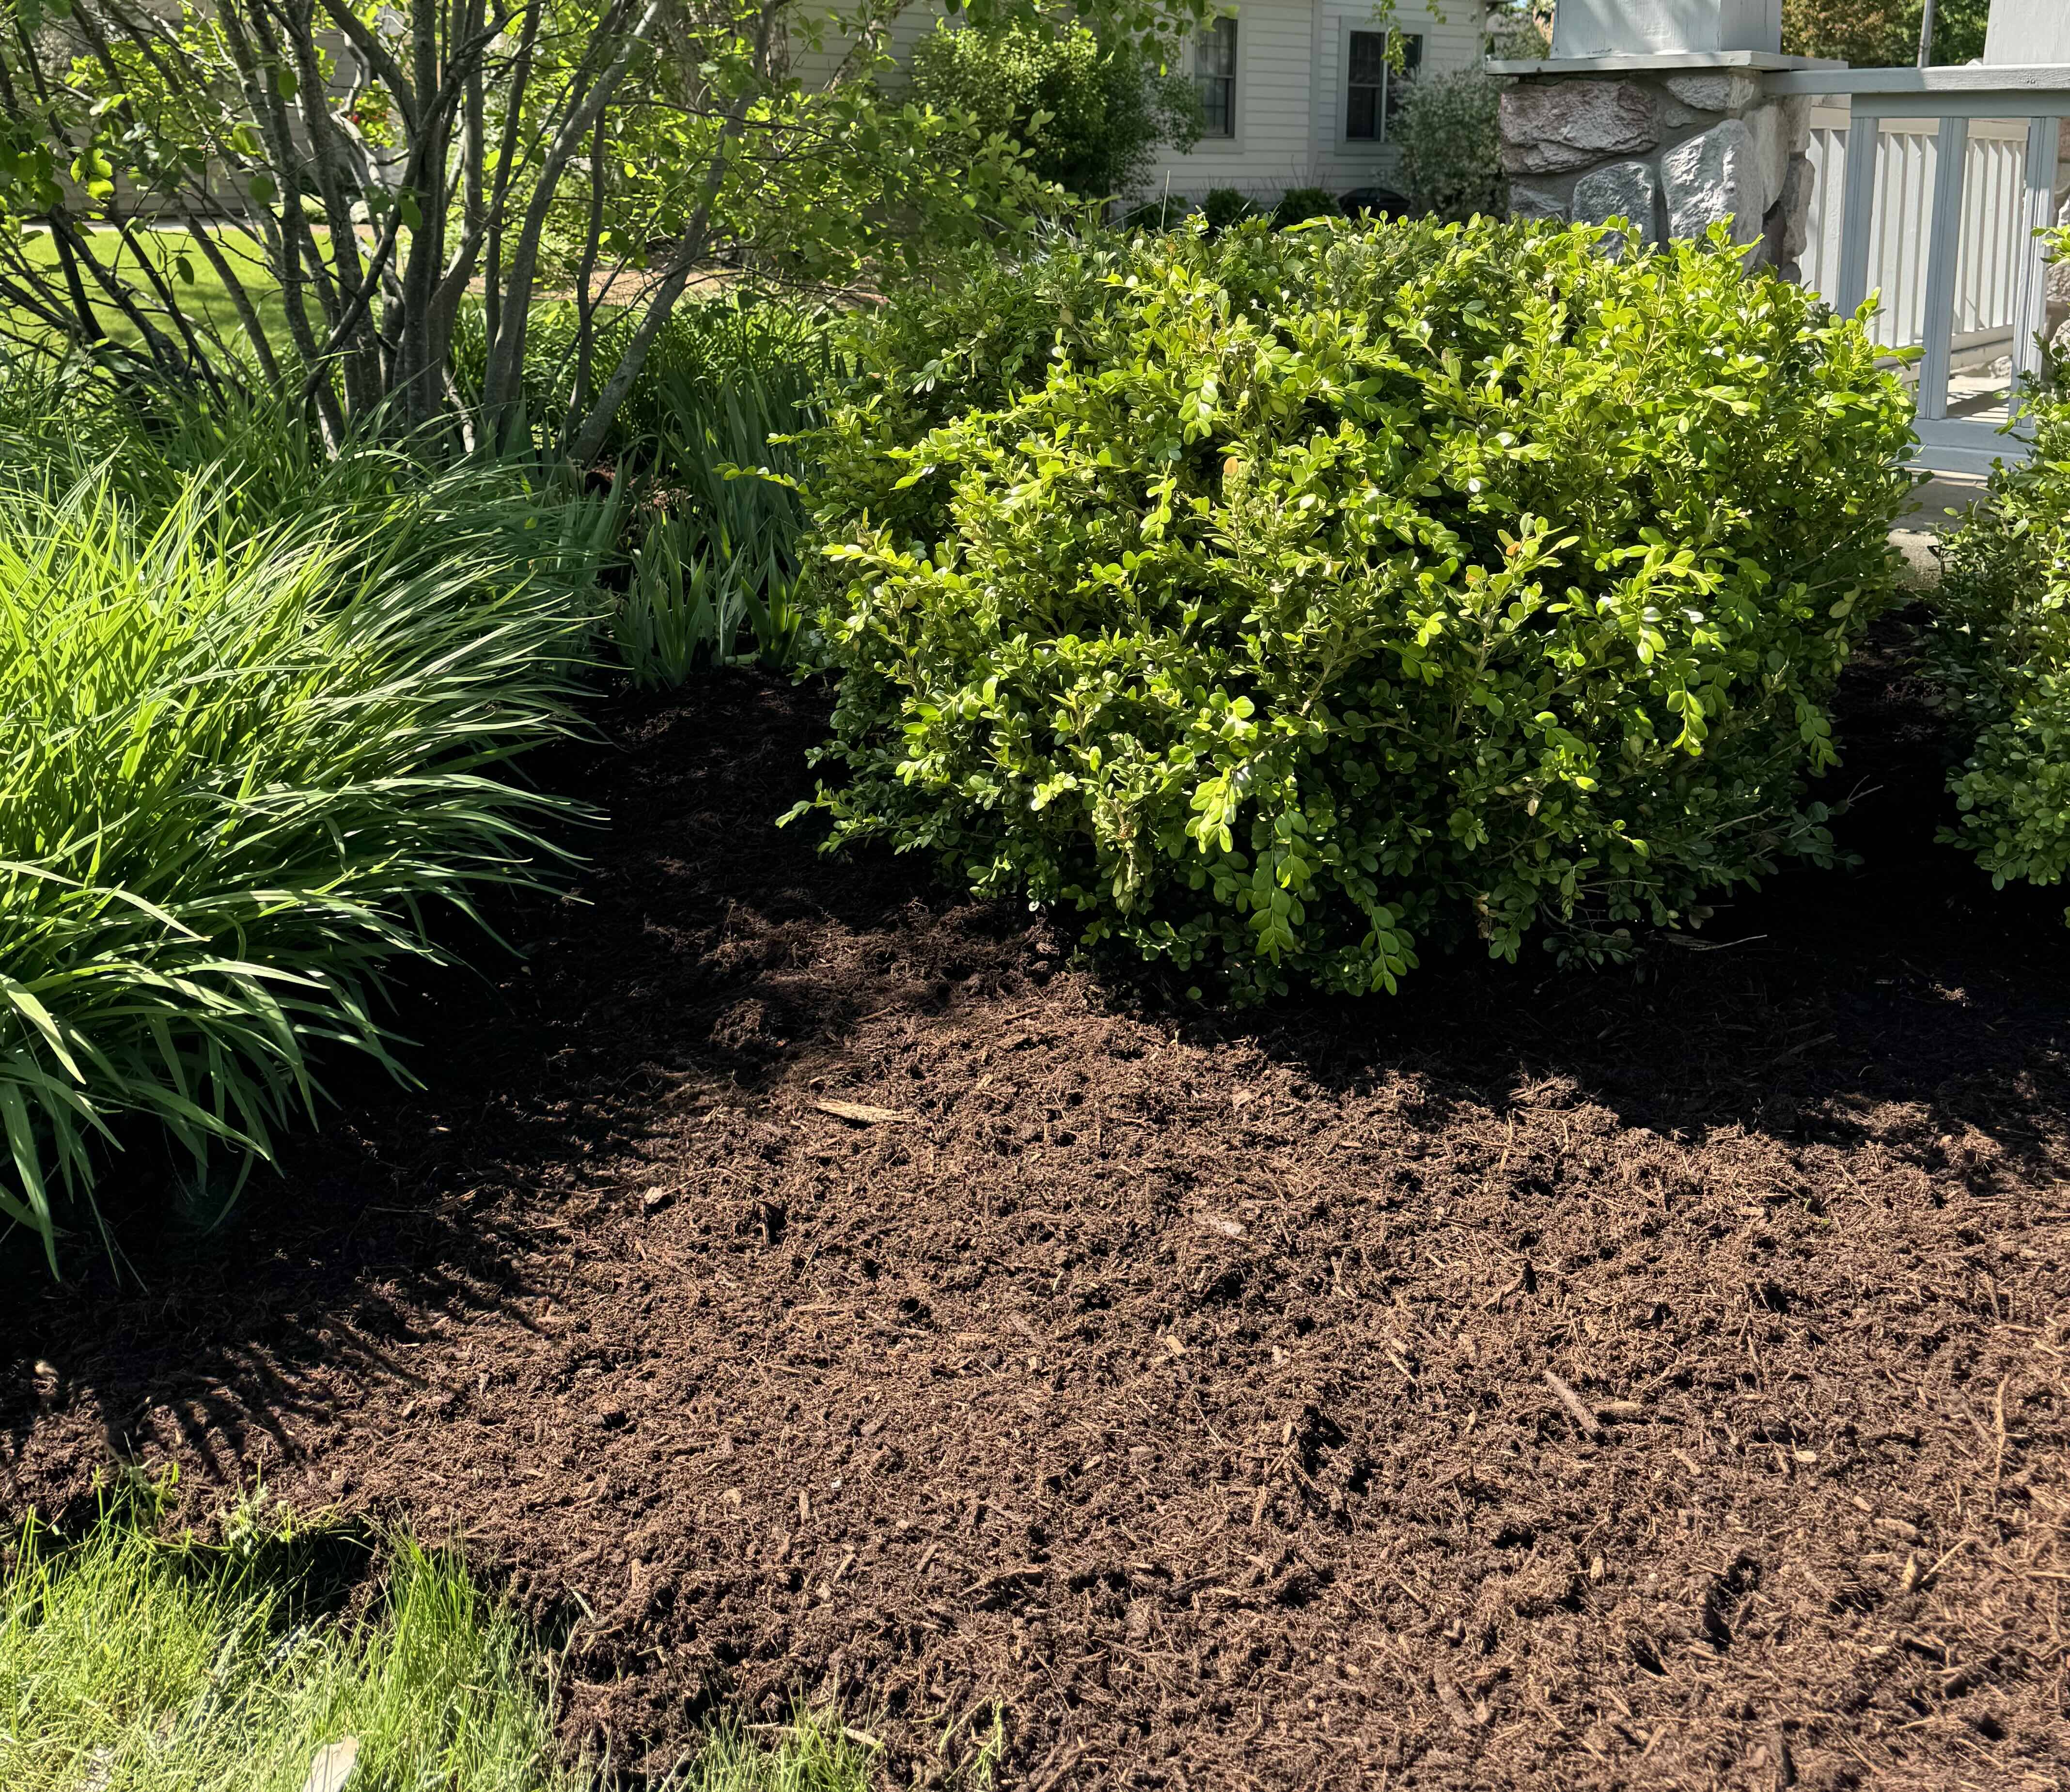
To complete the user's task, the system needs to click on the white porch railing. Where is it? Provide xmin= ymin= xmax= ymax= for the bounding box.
xmin=1802 ymin=109 xmax=2034 ymax=366
xmin=1770 ymin=63 xmax=2070 ymax=475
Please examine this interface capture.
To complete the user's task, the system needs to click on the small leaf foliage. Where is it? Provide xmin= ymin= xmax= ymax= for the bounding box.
xmin=798 ymin=218 xmax=1913 ymax=999
xmin=1926 ymin=311 xmax=2070 ymax=910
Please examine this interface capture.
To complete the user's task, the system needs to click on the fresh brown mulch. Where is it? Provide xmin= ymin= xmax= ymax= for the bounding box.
xmin=4 ymin=633 xmax=2069 ymax=1791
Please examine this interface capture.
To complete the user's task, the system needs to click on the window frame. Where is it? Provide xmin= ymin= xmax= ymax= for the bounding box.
xmin=1339 ymin=25 xmax=1423 ymax=148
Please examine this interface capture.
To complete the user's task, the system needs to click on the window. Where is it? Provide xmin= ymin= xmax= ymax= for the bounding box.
xmin=1345 ymin=29 xmax=1422 ymax=142
xmin=1196 ymin=16 xmax=1237 ymax=138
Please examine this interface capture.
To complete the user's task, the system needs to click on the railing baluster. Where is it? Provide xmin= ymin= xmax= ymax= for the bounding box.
xmin=1917 ymin=115 xmax=1970 ymax=422
xmin=1837 ymin=109 xmax=1882 ymax=318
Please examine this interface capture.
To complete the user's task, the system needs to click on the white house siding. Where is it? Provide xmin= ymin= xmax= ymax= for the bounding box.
xmin=1136 ymin=0 xmax=1317 ymax=204
xmin=785 ymin=2 xmax=953 ymax=95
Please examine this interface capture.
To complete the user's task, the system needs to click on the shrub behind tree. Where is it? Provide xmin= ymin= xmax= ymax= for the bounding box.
xmin=1393 ymin=69 xmax=1505 ymax=221
xmin=908 ymin=20 xmax=1201 ymax=202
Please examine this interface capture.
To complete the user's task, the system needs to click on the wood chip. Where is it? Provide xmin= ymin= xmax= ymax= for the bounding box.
xmin=1918 ymin=1536 xmax=1975 ymax=1588
xmin=1193 ymin=1212 xmax=1247 ymax=1239
xmin=1029 ymin=1744 xmax=1085 ymax=1792
xmin=1543 ymin=1370 xmax=1606 ymax=1442
xmin=968 ymin=1562 xmax=1046 ymax=1596
xmin=813 ymin=1100 xmax=911 ymax=1124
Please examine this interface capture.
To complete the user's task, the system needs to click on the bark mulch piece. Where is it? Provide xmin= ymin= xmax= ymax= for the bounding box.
xmin=5 ymin=634 xmax=2069 ymax=1790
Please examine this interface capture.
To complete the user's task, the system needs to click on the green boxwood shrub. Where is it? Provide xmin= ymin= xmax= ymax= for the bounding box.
xmin=1926 ymin=343 xmax=2070 ymax=912
xmin=796 ymin=218 xmax=1914 ymax=998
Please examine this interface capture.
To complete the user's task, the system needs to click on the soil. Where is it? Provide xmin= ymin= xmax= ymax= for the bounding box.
xmin=5 ymin=620 xmax=2069 ymax=1791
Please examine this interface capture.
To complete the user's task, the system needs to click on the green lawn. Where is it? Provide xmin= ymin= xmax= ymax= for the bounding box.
xmin=12 ymin=224 xmax=309 ymax=358
xmin=0 ymin=1504 xmax=877 ymax=1792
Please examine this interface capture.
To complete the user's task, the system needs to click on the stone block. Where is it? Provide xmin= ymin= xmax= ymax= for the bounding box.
xmin=1778 ymin=93 xmax=1811 ymax=157
xmin=1509 ymin=176 xmax=1571 ymax=223
xmin=1662 ymin=72 xmax=1762 ymax=118
xmin=1500 ymin=81 xmax=1659 ymax=175
xmin=1771 ymin=154 xmax=1813 ymax=262
xmin=1573 ymin=160 xmax=1661 ymax=241
xmin=1746 ymin=100 xmax=1790 ymax=219
xmin=1664 ymin=119 xmax=1760 ymax=242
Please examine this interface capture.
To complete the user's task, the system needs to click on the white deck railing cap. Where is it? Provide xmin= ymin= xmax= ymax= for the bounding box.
xmin=1487 ymin=50 xmax=1840 ymax=76
xmin=1765 ymin=63 xmax=2070 ymax=115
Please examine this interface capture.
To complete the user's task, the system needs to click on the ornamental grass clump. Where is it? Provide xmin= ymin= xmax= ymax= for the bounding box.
xmin=0 ymin=464 xmax=603 ymax=1269
xmin=796 ymin=217 xmax=1914 ymax=999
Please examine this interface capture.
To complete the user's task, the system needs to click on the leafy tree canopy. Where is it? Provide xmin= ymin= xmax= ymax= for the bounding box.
xmin=1782 ymin=0 xmax=1989 ymax=65
xmin=0 ymin=0 xmax=1212 ymax=459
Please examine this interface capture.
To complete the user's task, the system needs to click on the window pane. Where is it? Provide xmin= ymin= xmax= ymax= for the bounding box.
xmin=1196 ymin=18 xmax=1235 ymax=134
xmin=1348 ymin=30 xmax=1385 ymax=86
xmin=1347 ymin=86 xmax=1377 ymax=140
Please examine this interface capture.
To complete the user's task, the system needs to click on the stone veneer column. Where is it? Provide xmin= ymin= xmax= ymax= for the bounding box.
xmin=1498 ymin=67 xmax=1815 ymax=278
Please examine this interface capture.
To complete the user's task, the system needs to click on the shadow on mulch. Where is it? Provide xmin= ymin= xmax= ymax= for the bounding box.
xmin=5 ymin=617 xmax=2068 ymax=1791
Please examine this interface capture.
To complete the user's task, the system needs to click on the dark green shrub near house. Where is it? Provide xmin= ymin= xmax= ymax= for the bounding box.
xmin=1200 ymin=187 xmax=1258 ymax=231
xmin=1271 ymin=186 xmax=1339 ymax=228
xmin=1926 ymin=340 xmax=2070 ymax=913
xmin=1117 ymin=192 xmax=1200 ymax=230
xmin=797 ymin=218 xmax=1914 ymax=999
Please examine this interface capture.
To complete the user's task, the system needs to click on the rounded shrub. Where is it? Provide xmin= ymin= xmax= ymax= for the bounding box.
xmin=1926 ymin=337 xmax=2070 ymax=913
xmin=796 ymin=218 xmax=1914 ymax=999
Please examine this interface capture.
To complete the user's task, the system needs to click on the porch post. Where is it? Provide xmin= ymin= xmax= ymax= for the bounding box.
xmin=2010 ymin=114 xmax=2059 ymax=387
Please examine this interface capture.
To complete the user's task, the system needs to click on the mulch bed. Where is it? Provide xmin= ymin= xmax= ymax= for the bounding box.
xmin=5 ymin=623 xmax=2069 ymax=1791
